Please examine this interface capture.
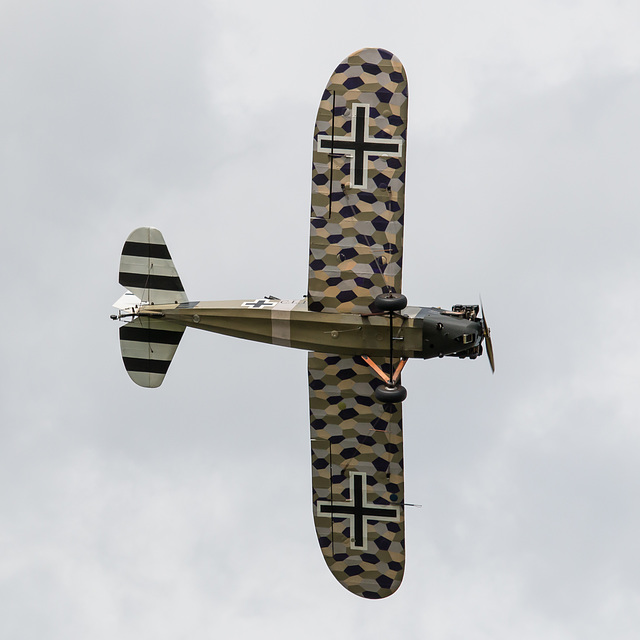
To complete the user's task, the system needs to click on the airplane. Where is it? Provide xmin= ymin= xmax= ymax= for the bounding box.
xmin=111 ymin=47 xmax=494 ymax=600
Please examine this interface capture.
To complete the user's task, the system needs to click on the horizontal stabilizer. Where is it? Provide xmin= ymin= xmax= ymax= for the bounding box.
xmin=119 ymin=317 xmax=185 ymax=388
xmin=119 ymin=227 xmax=188 ymax=305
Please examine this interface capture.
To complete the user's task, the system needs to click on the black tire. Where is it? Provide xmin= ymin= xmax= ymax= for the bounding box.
xmin=374 ymin=293 xmax=407 ymax=312
xmin=375 ymin=384 xmax=407 ymax=404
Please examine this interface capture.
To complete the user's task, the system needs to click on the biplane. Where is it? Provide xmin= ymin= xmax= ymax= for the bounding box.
xmin=111 ymin=48 xmax=494 ymax=599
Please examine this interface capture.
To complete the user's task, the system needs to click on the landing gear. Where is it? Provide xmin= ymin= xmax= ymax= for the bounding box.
xmin=374 ymin=293 xmax=407 ymax=312
xmin=375 ymin=384 xmax=407 ymax=404
xmin=361 ymin=292 xmax=409 ymax=404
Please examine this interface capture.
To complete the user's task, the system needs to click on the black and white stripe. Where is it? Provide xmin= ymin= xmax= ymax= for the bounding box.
xmin=119 ymin=317 xmax=185 ymax=388
xmin=118 ymin=227 xmax=188 ymax=305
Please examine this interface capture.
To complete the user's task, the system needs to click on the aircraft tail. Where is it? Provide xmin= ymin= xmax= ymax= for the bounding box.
xmin=119 ymin=227 xmax=188 ymax=305
xmin=119 ymin=316 xmax=185 ymax=388
xmin=116 ymin=227 xmax=187 ymax=388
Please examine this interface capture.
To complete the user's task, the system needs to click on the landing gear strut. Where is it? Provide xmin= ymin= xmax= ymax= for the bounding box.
xmin=362 ymin=293 xmax=409 ymax=404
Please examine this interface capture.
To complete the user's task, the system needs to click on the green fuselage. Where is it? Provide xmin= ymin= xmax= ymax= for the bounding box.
xmin=138 ymin=298 xmax=484 ymax=361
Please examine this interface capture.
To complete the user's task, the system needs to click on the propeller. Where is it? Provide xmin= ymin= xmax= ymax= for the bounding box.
xmin=480 ymin=300 xmax=495 ymax=373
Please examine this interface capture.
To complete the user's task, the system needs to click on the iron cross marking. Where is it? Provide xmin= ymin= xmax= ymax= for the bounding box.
xmin=241 ymin=299 xmax=278 ymax=309
xmin=317 ymin=471 xmax=400 ymax=550
xmin=317 ymin=103 xmax=403 ymax=189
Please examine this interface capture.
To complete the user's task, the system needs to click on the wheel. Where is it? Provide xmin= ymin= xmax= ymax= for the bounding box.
xmin=374 ymin=293 xmax=407 ymax=312
xmin=374 ymin=384 xmax=407 ymax=404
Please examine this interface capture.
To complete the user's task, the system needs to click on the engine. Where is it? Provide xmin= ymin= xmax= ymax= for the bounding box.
xmin=419 ymin=305 xmax=483 ymax=360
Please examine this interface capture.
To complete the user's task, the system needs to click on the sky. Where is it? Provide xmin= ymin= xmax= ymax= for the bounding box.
xmin=1 ymin=0 xmax=640 ymax=638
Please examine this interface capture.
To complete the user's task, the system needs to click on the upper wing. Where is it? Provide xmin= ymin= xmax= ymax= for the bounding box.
xmin=308 ymin=48 xmax=408 ymax=314
xmin=309 ymin=351 xmax=405 ymax=599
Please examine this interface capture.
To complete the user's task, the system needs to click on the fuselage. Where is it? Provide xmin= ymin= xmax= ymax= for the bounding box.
xmin=136 ymin=298 xmax=484 ymax=361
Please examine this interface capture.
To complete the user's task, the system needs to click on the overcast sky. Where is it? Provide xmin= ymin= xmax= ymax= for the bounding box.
xmin=2 ymin=1 xmax=640 ymax=638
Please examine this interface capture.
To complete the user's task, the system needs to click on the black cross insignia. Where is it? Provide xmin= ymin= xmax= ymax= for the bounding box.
xmin=317 ymin=471 xmax=400 ymax=550
xmin=317 ymin=103 xmax=403 ymax=189
xmin=241 ymin=299 xmax=277 ymax=309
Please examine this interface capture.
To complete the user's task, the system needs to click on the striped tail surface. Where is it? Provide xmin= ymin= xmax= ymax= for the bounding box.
xmin=119 ymin=227 xmax=188 ymax=305
xmin=118 ymin=227 xmax=187 ymax=388
xmin=119 ymin=317 xmax=185 ymax=388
